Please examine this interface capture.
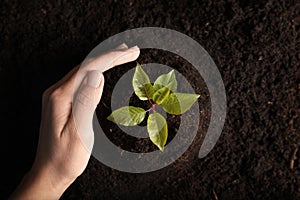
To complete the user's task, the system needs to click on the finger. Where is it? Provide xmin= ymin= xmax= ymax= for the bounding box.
xmin=44 ymin=44 xmax=139 ymax=115
xmin=87 ymin=71 xmax=105 ymax=107
xmin=43 ymin=43 xmax=125 ymax=96
xmin=44 ymin=43 xmax=132 ymax=96
xmin=69 ymin=71 xmax=104 ymax=153
xmin=83 ymin=45 xmax=140 ymax=72
xmin=107 ymin=45 xmax=140 ymax=70
xmin=115 ymin=43 xmax=128 ymax=50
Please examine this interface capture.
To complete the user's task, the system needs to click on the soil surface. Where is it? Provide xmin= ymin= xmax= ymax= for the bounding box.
xmin=0 ymin=0 xmax=299 ymax=199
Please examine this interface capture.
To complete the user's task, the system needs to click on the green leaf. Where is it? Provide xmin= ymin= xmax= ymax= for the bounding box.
xmin=153 ymin=70 xmax=177 ymax=92
xmin=147 ymin=113 xmax=168 ymax=151
xmin=161 ymin=93 xmax=200 ymax=115
xmin=152 ymin=86 xmax=170 ymax=104
xmin=132 ymin=63 xmax=153 ymax=100
xmin=107 ymin=106 xmax=146 ymax=126
xmin=142 ymin=83 xmax=154 ymax=99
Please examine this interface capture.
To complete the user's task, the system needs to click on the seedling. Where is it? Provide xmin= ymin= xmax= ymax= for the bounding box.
xmin=107 ymin=63 xmax=200 ymax=151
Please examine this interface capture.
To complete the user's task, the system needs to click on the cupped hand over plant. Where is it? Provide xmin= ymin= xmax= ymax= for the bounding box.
xmin=10 ymin=43 xmax=140 ymax=200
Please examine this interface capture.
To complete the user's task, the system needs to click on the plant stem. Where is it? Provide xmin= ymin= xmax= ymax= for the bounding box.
xmin=147 ymin=99 xmax=156 ymax=113
xmin=148 ymin=98 xmax=153 ymax=105
xmin=152 ymin=104 xmax=156 ymax=113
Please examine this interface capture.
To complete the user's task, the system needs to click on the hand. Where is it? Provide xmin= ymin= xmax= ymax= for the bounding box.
xmin=10 ymin=44 xmax=140 ymax=199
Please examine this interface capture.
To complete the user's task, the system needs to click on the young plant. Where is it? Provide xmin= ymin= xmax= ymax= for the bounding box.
xmin=107 ymin=63 xmax=200 ymax=151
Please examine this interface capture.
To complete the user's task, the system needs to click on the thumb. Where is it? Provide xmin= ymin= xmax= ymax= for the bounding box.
xmin=71 ymin=71 xmax=104 ymax=153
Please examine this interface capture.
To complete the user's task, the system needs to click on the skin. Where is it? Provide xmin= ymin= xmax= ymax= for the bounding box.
xmin=10 ymin=44 xmax=140 ymax=200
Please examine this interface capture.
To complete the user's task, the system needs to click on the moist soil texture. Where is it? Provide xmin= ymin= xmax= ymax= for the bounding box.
xmin=0 ymin=0 xmax=299 ymax=199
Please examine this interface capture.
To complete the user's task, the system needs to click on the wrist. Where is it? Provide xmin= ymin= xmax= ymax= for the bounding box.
xmin=10 ymin=164 xmax=75 ymax=200
xmin=31 ymin=163 xmax=76 ymax=197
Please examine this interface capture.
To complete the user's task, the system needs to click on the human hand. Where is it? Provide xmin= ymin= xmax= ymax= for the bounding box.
xmin=11 ymin=43 xmax=140 ymax=199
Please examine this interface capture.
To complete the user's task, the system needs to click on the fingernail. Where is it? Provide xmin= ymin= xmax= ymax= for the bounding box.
xmin=87 ymin=71 xmax=103 ymax=88
xmin=116 ymin=43 xmax=128 ymax=50
xmin=130 ymin=45 xmax=139 ymax=50
xmin=127 ymin=45 xmax=139 ymax=54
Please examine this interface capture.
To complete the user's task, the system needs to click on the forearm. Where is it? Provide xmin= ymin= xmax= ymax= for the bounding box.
xmin=10 ymin=165 xmax=74 ymax=200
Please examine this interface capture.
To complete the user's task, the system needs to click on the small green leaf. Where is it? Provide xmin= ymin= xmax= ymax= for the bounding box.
xmin=107 ymin=106 xmax=146 ymax=126
xmin=153 ymin=70 xmax=177 ymax=92
xmin=161 ymin=93 xmax=200 ymax=115
xmin=142 ymin=83 xmax=154 ymax=99
xmin=132 ymin=63 xmax=153 ymax=100
xmin=147 ymin=113 xmax=168 ymax=151
xmin=152 ymin=86 xmax=170 ymax=104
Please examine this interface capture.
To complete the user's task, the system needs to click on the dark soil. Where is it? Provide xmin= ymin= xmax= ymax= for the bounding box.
xmin=0 ymin=0 xmax=299 ymax=199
